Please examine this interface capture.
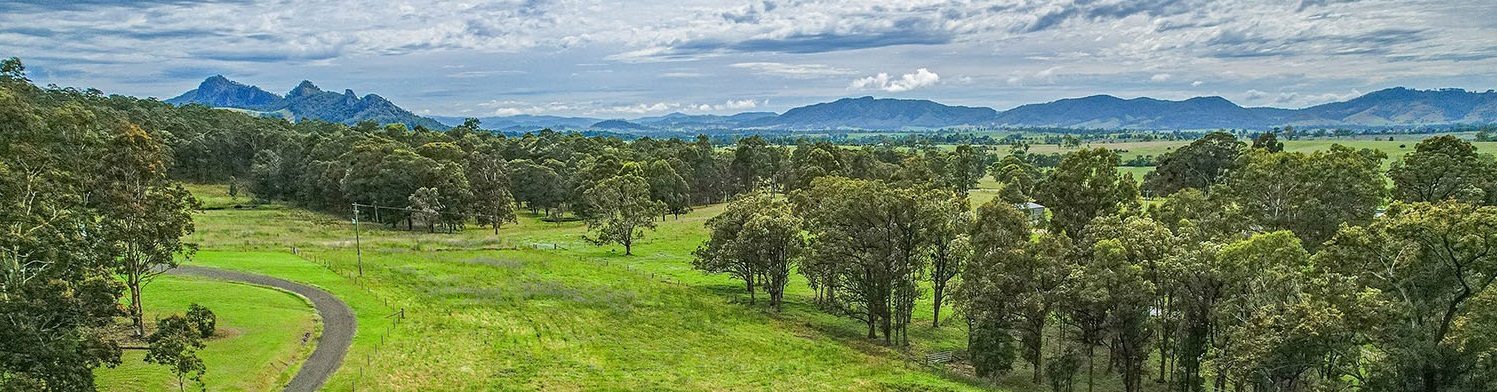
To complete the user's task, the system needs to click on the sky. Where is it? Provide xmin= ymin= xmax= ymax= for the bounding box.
xmin=3 ymin=0 xmax=1496 ymax=118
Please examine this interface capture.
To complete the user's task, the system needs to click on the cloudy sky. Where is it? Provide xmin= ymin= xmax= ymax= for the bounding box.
xmin=4 ymin=0 xmax=1495 ymax=118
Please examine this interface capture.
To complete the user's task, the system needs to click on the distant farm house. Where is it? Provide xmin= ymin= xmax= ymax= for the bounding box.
xmin=1016 ymin=202 xmax=1046 ymax=223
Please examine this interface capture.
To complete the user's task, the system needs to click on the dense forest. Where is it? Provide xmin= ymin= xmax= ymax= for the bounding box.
xmin=6 ymin=55 xmax=1497 ymax=392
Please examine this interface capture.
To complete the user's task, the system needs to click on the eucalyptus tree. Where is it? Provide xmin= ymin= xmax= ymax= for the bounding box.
xmin=583 ymin=172 xmax=665 ymax=256
xmin=467 ymin=151 xmax=517 ymax=234
xmin=1317 ymin=202 xmax=1497 ymax=391
xmin=794 ymin=177 xmax=948 ymax=345
xmin=927 ymin=197 xmax=971 ymax=328
xmin=1217 ymin=145 xmax=1386 ymax=247
xmin=1033 ymin=147 xmax=1139 ymax=238
xmin=1142 ymin=131 xmax=1244 ymax=196
xmin=644 ymin=159 xmax=691 ymax=219
xmin=94 ymin=123 xmax=199 ymax=337
xmin=954 ymin=197 xmax=1034 ymax=378
xmin=693 ymin=188 xmax=805 ymax=310
xmin=1389 ymin=135 xmax=1497 ymax=205
xmin=0 ymin=79 xmax=128 ymax=390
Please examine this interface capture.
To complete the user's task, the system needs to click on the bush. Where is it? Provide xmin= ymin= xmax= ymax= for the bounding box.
xmin=969 ymin=318 xmax=1018 ymax=379
xmin=146 ymin=314 xmax=206 ymax=391
xmin=1046 ymin=348 xmax=1082 ymax=392
xmin=186 ymin=303 xmax=216 ymax=339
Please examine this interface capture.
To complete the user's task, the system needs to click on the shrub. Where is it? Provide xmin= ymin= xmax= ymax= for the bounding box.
xmin=186 ymin=303 xmax=216 ymax=339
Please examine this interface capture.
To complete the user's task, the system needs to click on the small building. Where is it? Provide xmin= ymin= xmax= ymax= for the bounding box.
xmin=1016 ymin=202 xmax=1046 ymax=223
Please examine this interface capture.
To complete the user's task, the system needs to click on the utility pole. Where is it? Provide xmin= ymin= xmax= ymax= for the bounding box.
xmin=353 ymin=204 xmax=363 ymax=276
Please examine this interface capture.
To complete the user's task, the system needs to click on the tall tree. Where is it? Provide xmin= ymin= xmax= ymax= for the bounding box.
xmin=928 ymin=198 xmax=971 ymax=328
xmin=693 ymin=188 xmax=805 ymax=310
xmin=1078 ymin=239 xmax=1154 ymax=392
xmin=408 ymin=187 xmax=443 ymax=233
xmin=1218 ymin=145 xmax=1386 ymax=247
xmin=1389 ymin=135 xmax=1497 ymax=205
xmin=684 ymin=135 xmax=730 ymax=204
xmin=991 ymin=154 xmax=1040 ymax=202
xmin=958 ymin=197 xmax=1041 ymax=378
xmin=1252 ymin=131 xmax=1284 ymax=153
xmin=947 ymin=144 xmax=987 ymax=192
xmin=467 ymin=152 xmax=518 ymax=234
xmin=795 ymin=177 xmax=946 ymax=345
xmin=1318 ymin=202 xmax=1497 ymax=391
xmin=730 ymin=135 xmax=782 ymax=193
xmin=95 ymin=123 xmax=199 ymax=337
xmin=1215 ymin=231 xmax=1354 ymax=391
xmin=0 ymin=80 xmax=126 ymax=390
xmin=582 ymin=173 xmax=664 ymax=255
xmin=507 ymin=159 xmax=564 ymax=216
xmin=786 ymin=141 xmax=844 ymax=191
xmin=643 ymin=159 xmax=691 ymax=219
xmin=1083 ymin=215 xmax=1180 ymax=387
xmin=1034 ymin=148 xmax=1138 ymax=237
xmin=1142 ymin=131 xmax=1244 ymax=196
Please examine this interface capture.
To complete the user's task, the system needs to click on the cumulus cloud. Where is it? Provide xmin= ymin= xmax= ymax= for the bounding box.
xmin=849 ymin=68 xmax=940 ymax=92
xmin=1150 ymin=73 xmax=1173 ymax=82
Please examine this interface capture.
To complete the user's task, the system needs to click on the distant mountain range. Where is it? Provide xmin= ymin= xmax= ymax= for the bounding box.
xmin=438 ymin=89 xmax=1495 ymax=132
xmin=995 ymin=88 xmax=1497 ymax=130
xmin=166 ymin=76 xmax=445 ymax=129
xmin=746 ymin=96 xmax=999 ymax=130
xmin=168 ymin=76 xmax=1495 ymax=132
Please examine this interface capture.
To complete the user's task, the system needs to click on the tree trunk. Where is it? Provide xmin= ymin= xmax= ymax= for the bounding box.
xmin=1423 ymin=366 xmax=1439 ymax=392
xmin=931 ymin=284 xmax=944 ymax=328
xmin=882 ymin=312 xmax=893 ymax=345
xmin=1087 ymin=342 xmax=1095 ymax=392
xmin=746 ymin=274 xmax=755 ymax=304
xmin=130 ymin=279 xmax=144 ymax=337
xmin=1031 ymin=315 xmax=1046 ymax=384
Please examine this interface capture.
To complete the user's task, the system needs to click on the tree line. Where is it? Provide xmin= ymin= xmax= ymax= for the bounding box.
xmin=2 ymin=58 xmax=212 ymax=391
xmin=694 ymin=128 xmax=1497 ymax=392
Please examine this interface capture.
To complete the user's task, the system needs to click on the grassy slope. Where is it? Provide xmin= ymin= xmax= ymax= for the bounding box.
xmin=178 ymin=193 xmax=996 ymax=391
xmin=94 ymin=275 xmax=317 ymax=391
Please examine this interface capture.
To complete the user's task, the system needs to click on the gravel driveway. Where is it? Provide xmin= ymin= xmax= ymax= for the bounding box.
xmin=169 ymin=266 xmax=356 ymax=392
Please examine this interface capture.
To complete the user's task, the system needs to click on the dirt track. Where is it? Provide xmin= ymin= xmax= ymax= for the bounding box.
xmin=169 ymin=266 xmax=356 ymax=392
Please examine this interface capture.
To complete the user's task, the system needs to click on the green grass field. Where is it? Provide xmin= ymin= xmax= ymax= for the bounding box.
xmin=94 ymin=275 xmax=317 ymax=391
xmin=174 ymin=202 xmax=997 ymax=391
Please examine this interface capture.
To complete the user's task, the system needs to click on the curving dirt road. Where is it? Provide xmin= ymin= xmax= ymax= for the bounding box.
xmin=169 ymin=266 xmax=356 ymax=392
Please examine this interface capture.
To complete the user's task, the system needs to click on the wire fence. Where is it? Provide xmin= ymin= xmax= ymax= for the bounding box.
xmin=291 ymin=246 xmax=406 ymax=392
